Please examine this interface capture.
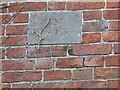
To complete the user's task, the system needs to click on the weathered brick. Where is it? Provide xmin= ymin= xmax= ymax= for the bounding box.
xmin=83 ymin=21 xmax=108 ymax=32
xmin=114 ymin=44 xmax=120 ymax=54
xmin=31 ymin=83 xmax=64 ymax=88
xmin=0 ymin=0 xmax=9 ymax=2
xmin=35 ymin=58 xmax=54 ymax=69
xmin=106 ymin=0 xmax=120 ymax=8
xmin=2 ymin=36 xmax=26 ymax=46
xmin=6 ymin=48 xmax=26 ymax=59
xmin=12 ymin=83 xmax=63 ymax=88
xmin=82 ymin=33 xmax=101 ymax=43
xmin=69 ymin=44 xmax=112 ymax=56
xmin=1 ymin=0 xmax=18 ymax=2
xmin=0 ymin=84 xmax=10 ymax=90
xmin=83 ymin=11 xmax=102 ymax=21
xmin=94 ymin=68 xmax=120 ymax=79
xmin=105 ymin=56 xmax=120 ymax=66
xmin=104 ymin=10 xmax=120 ymax=20
xmin=2 ymin=71 xmax=42 ymax=83
xmin=102 ymin=32 xmax=120 ymax=42
xmin=1 ymin=0 xmax=120 ymax=87
xmin=44 ymin=70 xmax=71 ymax=80
xmin=1 ymin=15 xmax=11 ymax=24
xmin=12 ymin=84 xmax=31 ymax=88
xmin=0 ymin=26 xmax=5 ymax=36
xmin=13 ymin=14 xmax=28 ymax=23
xmin=0 ymin=48 xmax=5 ymax=59
xmin=27 ymin=46 xmax=67 ymax=58
xmin=72 ymin=69 xmax=92 ymax=80
xmin=0 ymin=37 xmax=2 ymax=46
xmin=84 ymin=56 xmax=104 ymax=67
xmin=65 ymin=81 xmax=106 ymax=88
xmin=66 ymin=2 xmax=104 ymax=10
xmin=108 ymin=80 xmax=120 ymax=88
xmin=6 ymin=25 xmax=28 ymax=35
xmin=56 ymin=57 xmax=83 ymax=68
xmin=1 ymin=60 xmax=35 ymax=70
xmin=109 ymin=21 xmax=120 ymax=31
xmin=48 ymin=2 xmax=65 ymax=10
xmin=9 ymin=2 xmax=47 ymax=12
xmin=0 ymin=3 xmax=7 ymax=13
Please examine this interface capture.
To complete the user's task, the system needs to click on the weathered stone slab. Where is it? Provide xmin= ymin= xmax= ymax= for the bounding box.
xmin=28 ymin=11 xmax=82 ymax=44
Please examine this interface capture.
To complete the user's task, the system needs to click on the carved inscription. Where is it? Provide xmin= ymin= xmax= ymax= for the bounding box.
xmin=28 ymin=11 xmax=82 ymax=44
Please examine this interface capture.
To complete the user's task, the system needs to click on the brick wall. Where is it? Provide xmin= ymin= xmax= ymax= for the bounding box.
xmin=0 ymin=0 xmax=120 ymax=89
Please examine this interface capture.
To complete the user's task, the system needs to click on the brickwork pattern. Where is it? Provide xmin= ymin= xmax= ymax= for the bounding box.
xmin=0 ymin=0 xmax=120 ymax=89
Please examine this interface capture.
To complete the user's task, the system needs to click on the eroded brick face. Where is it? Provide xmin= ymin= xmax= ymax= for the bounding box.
xmin=2 ymin=71 xmax=42 ymax=83
xmin=83 ymin=11 xmax=102 ymax=21
xmin=44 ymin=70 xmax=71 ymax=80
xmin=27 ymin=46 xmax=67 ymax=58
xmin=56 ymin=57 xmax=83 ymax=68
xmin=6 ymin=25 xmax=28 ymax=35
xmin=69 ymin=44 xmax=112 ymax=56
xmin=84 ymin=56 xmax=104 ymax=67
xmin=1 ymin=1 xmax=119 ymax=89
xmin=94 ymin=68 xmax=120 ymax=79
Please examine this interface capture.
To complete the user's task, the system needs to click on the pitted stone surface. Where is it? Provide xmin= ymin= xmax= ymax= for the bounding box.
xmin=28 ymin=11 xmax=82 ymax=44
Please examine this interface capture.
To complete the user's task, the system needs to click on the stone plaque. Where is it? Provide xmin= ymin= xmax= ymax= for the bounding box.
xmin=28 ymin=11 xmax=82 ymax=44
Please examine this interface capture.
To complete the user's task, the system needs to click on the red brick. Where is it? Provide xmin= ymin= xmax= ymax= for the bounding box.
xmin=0 ymin=37 xmax=2 ymax=46
xmin=105 ymin=56 xmax=120 ymax=66
xmin=12 ymin=84 xmax=31 ymax=88
xmin=32 ymin=83 xmax=64 ymax=88
xmin=56 ymin=57 xmax=83 ymax=68
xmin=27 ymin=46 xmax=67 ymax=58
xmin=6 ymin=48 xmax=25 ymax=58
xmin=106 ymin=0 xmax=120 ymax=8
xmin=0 ymin=26 xmax=5 ymax=35
xmin=94 ymin=68 xmax=120 ymax=79
xmin=2 ymin=36 xmax=26 ymax=46
xmin=48 ymin=2 xmax=65 ymax=10
xmin=1 ymin=15 xmax=11 ymax=24
xmin=66 ymin=2 xmax=104 ymax=10
xmin=102 ymin=32 xmax=120 ymax=42
xmin=114 ymin=44 xmax=120 ymax=54
xmin=72 ymin=69 xmax=92 ymax=80
xmin=0 ymin=3 xmax=8 ymax=13
xmin=1 ymin=0 xmax=22 ymax=2
xmin=109 ymin=21 xmax=120 ymax=31
xmin=6 ymin=25 xmax=28 ymax=35
xmin=9 ymin=2 xmax=47 ymax=12
xmin=83 ymin=21 xmax=108 ymax=32
xmin=65 ymin=81 xmax=106 ymax=88
xmin=2 ymin=71 xmax=42 ymax=83
xmin=35 ymin=58 xmax=54 ymax=69
xmin=1 ymin=60 xmax=35 ymax=70
xmin=84 ymin=56 xmax=104 ymax=67
xmin=108 ymin=80 xmax=120 ymax=88
xmin=12 ymin=83 xmax=63 ymax=88
xmin=0 ymin=0 xmax=8 ymax=2
xmin=0 ymin=48 xmax=5 ymax=59
xmin=0 ymin=84 xmax=10 ymax=90
xmin=104 ymin=10 xmax=120 ymax=20
xmin=83 ymin=11 xmax=102 ymax=21
xmin=44 ymin=70 xmax=71 ymax=80
xmin=69 ymin=44 xmax=112 ymax=56
xmin=13 ymin=14 xmax=28 ymax=23
xmin=82 ymin=33 xmax=101 ymax=43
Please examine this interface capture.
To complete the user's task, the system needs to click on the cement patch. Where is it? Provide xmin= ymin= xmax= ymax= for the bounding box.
xmin=28 ymin=11 xmax=82 ymax=45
